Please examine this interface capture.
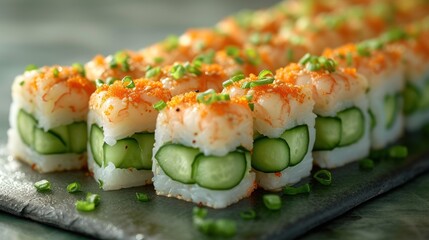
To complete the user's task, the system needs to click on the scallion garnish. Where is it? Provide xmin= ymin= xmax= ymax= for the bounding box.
xmin=222 ymin=73 xmax=245 ymax=87
xmin=306 ymin=62 xmax=321 ymax=71
xmin=145 ymin=67 xmax=161 ymax=78
xmin=192 ymin=207 xmax=236 ymax=237
xmin=67 ymin=182 xmax=81 ymax=193
xmin=299 ymin=53 xmax=312 ymax=65
xmin=72 ymin=62 xmax=86 ymax=77
xmin=346 ymin=52 xmax=353 ymax=67
xmin=19 ymin=81 xmax=25 ymax=86
xmin=283 ymin=183 xmax=311 ymax=195
xmin=299 ymin=54 xmax=337 ymax=72
xmin=112 ymin=51 xmax=130 ymax=72
xmin=286 ymin=48 xmax=294 ymax=62
xmin=34 ymin=179 xmax=51 ymax=192
xmin=75 ymin=200 xmax=95 ymax=212
xmin=163 ymin=35 xmax=179 ymax=51
xmin=226 ymin=46 xmax=240 ymax=57
xmin=184 ymin=61 xmax=202 ymax=76
xmin=356 ymin=44 xmax=371 ymax=57
xmin=86 ymin=192 xmax=101 ymax=206
xmin=258 ymin=69 xmax=273 ymax=79
xmin=122 ymin=76 xmax=135 ymax=88
xmin=249 ymin=32 xmax=271 ymax=45
xmin=388 ymin=145 xmax=408 ymax=158
xmin=241 ymin=78 xmax=274 ymax=89
xmin=171 ymin=64 xmax=186 ymax=79
xmin=153 ymin=100 xmax=167 ymax=111
xmin=263 ymin=194 xmax=282 ymax=210
xmin=197 ymin=89 xmax=230 ymax=105
xmin=53 ymin=68 xmax=59 ymax=77
xmin=313 ymin=169 xmax=332 ymax=186
xmin=245 ymin=48 xmax=260 ymax=66
xmin=106 ymin=77 xmax=117 ymax=85
xmin=25 ymin=64 xmax=38 ymax=72
xmin=95 ymin=79 xmax=104 ymax=88
xmin=194 ymin=49 xmax=215 ymax=64
xmin=248 ymin=103 xmax=255 ymax=111
xmin=121 ymin=57 xmax=130 ymax=72
xmin=154 ymin=57 xmax=164 ymax=64
xmin=240 ymin=209 xmax=256 ymax=220
xmin=359 ymin=158 xmax=375 ymax=170
xmin=136 ymin=192 xmax=150 ymax=202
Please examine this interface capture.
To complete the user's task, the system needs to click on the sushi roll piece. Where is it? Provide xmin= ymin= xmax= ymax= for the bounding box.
xmin=88 ymin=77 xmax=171 ymax=190
xmin=323 ymin=41 xmax=404 ymax=149
xmin=222 ymin=71 xmax=316 ymax=191
xmin=8 ymin=65 xmax=96 ymax=172
xmin=85 ymin=50 xmax=148 ymax=81
xmin=276 ymin=55 xmax=370 ymax=168
xmin=387 ymin=28 xmax=429 ymax=131
xmin=152 ymin=91 xmax=256 ymax=208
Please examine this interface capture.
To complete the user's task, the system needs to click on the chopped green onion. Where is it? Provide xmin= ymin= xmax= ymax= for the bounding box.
xmin=258 ymin=69 xmax=273 ymax=79
xmin=313 ymin=169 xmax=332 ymax=186
xmin=299 ymin=53 xmax=312 ymax=65
xmin=286 ymin=48 xmax=294 ymax=62
xmin=153 ymin=100 xmax=167 ymax=111
xmin=34 ymin=179 xmax=51 ymax=192
xmin=153 ymin=57 xmax=164 ymax=64
xmin=263 ymin=194 xmax=282 ymax=210
xmin=75 ymin=200 xmax=95 ymax=212
xmin=388 ymin=145 xmax=408 ymax=158
xmin=240 ymin=209 xmax=256 ymax=220
xmin=163 ymin=35 xmax=179 ymax=51
xmin=86 ymin=192 xmax=101 ymax=206
xmin=222 ymin=79 xmax=234 ymax=88
xmin=241 ymin=81 xmax=252 ymax=89
xmin=381 ymin=28 xmax=408 ymax=43
xmin=136 ymin=192 xmax=150 ymax=202
xmin=226 ymin=46 xmax=240 ymax=57
xmin=109 ymin=58 xmax=118 ymax=69
xmin=245 ymin=48 xmax=260 ymax=66
xmin=171 ymin=64 xmax=186 ymax=79
xmin=306 ymin=62 xmax=321 ymax=71
xmin=184 ymin=62 xmax=202 ymax=76
xmin=356 ymin=44 xmax=371 ymax=57
xmin=248 ymin=103 xmax=254 ymax=111
xmin=197 ymin=89 xmax=216 ymax=104
xmin=106 ymin=77 xmax=117 ymax=85
xmin=241 ymin=78 xmax=274 ymax=89
xmin=194 ymin=50 xmax=215 ymax=64
xmin=222 ymin=73 xmax=245 ymax=87
xmin=145 ymin=67 xmax=161 ymax=78
xmin=98 ymin=179 xmax=104 ymax=189
xmin=359 ymin=158 xmax=375 ymax=170
xmin=95 ymin=79 xmax=104 ymax=88
xmin=217 ymin=93 xmax=230 ymax=101
xmin=283 ymin=183 xmax=311 ymax=195
xmin=193 ymin=206 xmax=208 ymax=219
xmin=245 ymin=94 xmax=253 ymax=101
xmin=19 ymin=81 xmax=25 ymax=86
xmin=121 ymin=57 xmax=130 ymax=72
xmin=346 ymin=52 xmax=353 ymax=67
xmin=122 ymin=76 xmax=135 ymax=88
xmin=66 ymin=182 xmax=81 ymax=193
xmin=249 ymin=32 xmax=272 ymax=45
xmin=53 ymin=68 xmax=59 ymax=77
xmin=25 ymin=64 xmax=38 ymax=72
xmin=72 ymin=62 xmax=86 ymax=77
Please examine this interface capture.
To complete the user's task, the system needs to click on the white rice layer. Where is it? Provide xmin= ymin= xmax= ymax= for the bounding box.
xmin=313 ymin=97 xmax=371 ymax=169
xmin=87 ymin=147 xmax=152 ymax=191
xmin=405 ymin=69 xmax=429 ymax=131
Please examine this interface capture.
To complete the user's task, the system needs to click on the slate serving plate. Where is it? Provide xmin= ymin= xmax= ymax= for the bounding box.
xmin=0 ymin=131 xmax=428 ymax=240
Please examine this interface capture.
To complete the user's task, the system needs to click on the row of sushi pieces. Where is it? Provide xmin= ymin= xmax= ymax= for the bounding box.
xmin=8 ymin=23 xmax=429 ymax=208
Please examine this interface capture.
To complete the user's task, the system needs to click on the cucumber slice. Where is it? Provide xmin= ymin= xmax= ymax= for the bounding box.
xmin=90 ymin=124 xmax=104 ymax=167
xmin=280 ymin=125 xmax=309 ymax=166
xmin=17 ymin=109 xmax=37 ymax=147
xmin=314 ymin=116 xmax=341 ymax=151
xmin=68 ymin=122 xmax=87 ymax=153
xmin=104 ymin=138 xmax=141 ymax=169
xmin=337 ymin=107 xmax=365 ymax=147
xmin=384 ymin=94 xmax=398 ymax=129
xmin=403 ymin=83 xmax=420 ymax=115
xmin=50 ymin=125 xmax=69 ymax=150
xmin=419 ymin=82 xmax=429 ymax=109
xmin=192 ymin=151 xmax=247 ymax=190
xmin=33 ymin=128 xmax=67 ymax=154
xmin=132 ymin=133 xmax=155 ymax=170
xmin=252 ymin=137 xmax=290 ymax=172
xmin=155 ymin=143 xmax=200 ymax=184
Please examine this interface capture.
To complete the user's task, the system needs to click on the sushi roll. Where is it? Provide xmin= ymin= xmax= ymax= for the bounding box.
xmin=323 ymin=42 xmax=404 ymax=149
xmin=85 ymin=50 xmax=148 ymax=81
xmin=387 ymin=28 xmax=429 ymax=131
xmin=152 ymin=91 xmax=256 ymax=208
xmin=88 ymin=77 xmax=171 ymax=190
xmin=276 ymin=55 xmax=370 ymax=168
xmin=8 ymin=65 xmax=95 ymax=172
xmin=223 ymin=71 xmax=316 ymax=191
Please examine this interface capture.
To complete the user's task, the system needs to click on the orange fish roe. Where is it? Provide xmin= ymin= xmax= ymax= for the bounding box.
xmin=275 ymin=63 xmax=302 ymax=84
xmin=67 ymin=76 xmax=96 ymax=95
xmin=167 ymin=91 xmax=198 ymax=109
xmin=253 ymin=82 xmax=306 ymax=104
xmin=99 ymin=79 xmax=171 ymax=104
